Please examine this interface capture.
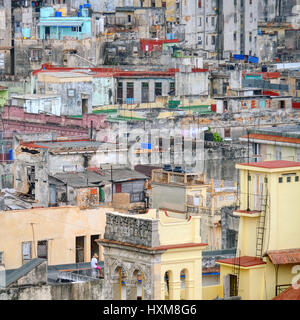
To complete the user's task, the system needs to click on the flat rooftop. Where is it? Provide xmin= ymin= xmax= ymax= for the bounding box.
xmin=250 ymin=125 xmax=300 ymax=138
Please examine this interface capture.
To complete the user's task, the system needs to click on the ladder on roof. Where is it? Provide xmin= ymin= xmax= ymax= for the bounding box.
xmin=256 ymin=185 xmax=268 ymax=258
xmin=231 ymin=249 xmax=241 ymax=297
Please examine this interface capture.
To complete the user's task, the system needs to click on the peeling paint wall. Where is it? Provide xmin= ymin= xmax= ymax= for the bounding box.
xmin=0 ymin=0 xmax=11 ymax=74
xmin=0 ymin=279 xmax=105 ymax=300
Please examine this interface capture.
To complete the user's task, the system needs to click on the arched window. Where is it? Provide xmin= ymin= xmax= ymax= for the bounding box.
xmin=164 ymin=271 xmax=170 ymax=300
xmin=119 ymin=267 xmax=127 ymax=300
xmin=136 ymin=271 xmax=143 ymax=300
xmin=180 ymin=269 xmax=188 ymax=300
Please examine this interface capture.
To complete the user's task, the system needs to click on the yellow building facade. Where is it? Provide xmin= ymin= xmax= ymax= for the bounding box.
xmin=216 ymin=160 xmax=300 ymax=300
xmin=98 ymin=209 xmax=207 ymax=300
xmin=0 ymin=205 xmax=111 ymax=269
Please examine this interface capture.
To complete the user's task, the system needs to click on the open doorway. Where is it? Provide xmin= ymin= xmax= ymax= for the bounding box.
xmin=229 ymin=274 xmax=238 ymax=297
xmin=82 ymin=98 xmax=89 ymax=114
xmin=45 ymin=26 xmax=50 ymax=40
xmin=75 ymin=236 xmax=85 ymax=263
xmin=37 ymin=240 xmax=48 ymax=260
xmin=141 ymin=82 xmax=149 ymax=103
xmin=90 ymin=235 xmax=100 ymax=260
xmin=27 ymin=166 xmax=35 ymax=196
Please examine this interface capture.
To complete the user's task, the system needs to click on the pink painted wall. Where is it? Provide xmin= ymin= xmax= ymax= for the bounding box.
xmin=0 ymin=106 xmax=109 ymax=139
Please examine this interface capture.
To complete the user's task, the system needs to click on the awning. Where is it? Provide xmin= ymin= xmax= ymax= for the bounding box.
xmin=267 ymin=248 xmax=300 ymax=265
xmin=38 ymin=21 xmax=83 ymax=27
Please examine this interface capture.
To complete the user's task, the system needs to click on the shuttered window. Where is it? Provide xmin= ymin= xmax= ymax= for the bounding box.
xmin=22 ymin=242 xmax=32 ymax=264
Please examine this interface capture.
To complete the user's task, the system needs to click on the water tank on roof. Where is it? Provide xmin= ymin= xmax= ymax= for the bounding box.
xmin=55 ymin=11 xmax=62 ymax=17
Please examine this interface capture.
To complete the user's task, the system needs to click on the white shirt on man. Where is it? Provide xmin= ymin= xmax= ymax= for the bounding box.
xmin=91 ymin=257 xmax=98 ymax=269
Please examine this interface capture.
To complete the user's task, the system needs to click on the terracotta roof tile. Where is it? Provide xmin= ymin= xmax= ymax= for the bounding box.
xmin=273 ymin=281 xmax=300 ymax=300
xmin=216 ymin=256 xmax=266 ymax=267
xmin=267 ymin=248 xmax=300 ymax=265
xmin=238 ymin=160 xmax=300 ymax=169
xmin=241 ymin=133 xmax=300 ymax=145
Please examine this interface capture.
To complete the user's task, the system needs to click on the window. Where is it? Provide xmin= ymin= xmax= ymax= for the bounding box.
xmin=279 ymin=177 xmax=283 ymax=183
xmin=248 ymin=175 xmax=251 ymax=181
xmin=126 ymin=82 xmax=134 ymax=99
xmin=68 ymin=89 xmax=75 ymax=97
xmin=224 ymin=128 xmax=231 ymax=138
xmin=249 ymin=32 xmax=252 ymax=42
xmin=155 ymin=82 xmax=162 ymax=96
xmin=169 ymin=82 xmax=175 ymax=96
xmin=250 ymin=12 xmax=253 ymax=23
xmin=211 ymin=35 xmax=216 ymax=45
xmin=115 ymin=183 xmax=122 ymax=193
xmin=276 ymin=146 xmax=282 ymax=160
xmin=199 ymin=17 xmax=202 ymax=26
xmin=287 ymin=177 xmax=291 ymax=183
xmin=117 ymin=82 xmax=123 ymax=104
xmin=233 ymin=32 xmax=237 ymax=41
xmin=296 ymin=176 xmax=299 ymax=182
xmin=37 ymin=240 xmax=48 ymax=260
xmin=75 ymin=236 xmax=84 ymax=263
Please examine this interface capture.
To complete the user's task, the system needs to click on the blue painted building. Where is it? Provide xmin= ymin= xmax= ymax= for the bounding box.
xmin=38 ymin=7 xmax=91 ymax=40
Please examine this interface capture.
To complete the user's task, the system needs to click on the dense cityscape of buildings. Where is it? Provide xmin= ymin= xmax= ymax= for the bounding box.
xmin=0 ymin=0 xmax=300 ymax=301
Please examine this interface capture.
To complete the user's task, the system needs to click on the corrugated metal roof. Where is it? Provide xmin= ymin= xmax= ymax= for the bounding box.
xmin=53 ymin=171 xmax=106 ymax=188
xmin=267 ymin=248 xmax=300 ymax=265
xmin=100 ymin=168 xmax=147 ymax=182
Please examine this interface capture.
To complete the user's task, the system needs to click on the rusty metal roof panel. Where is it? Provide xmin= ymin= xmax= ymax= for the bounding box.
xmin=267 ymin=248 xmax=300 ymax=265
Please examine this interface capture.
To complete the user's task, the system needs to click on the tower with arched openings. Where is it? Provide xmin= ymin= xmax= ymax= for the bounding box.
xmin=97 ymin=209 xmax=207 ymax=300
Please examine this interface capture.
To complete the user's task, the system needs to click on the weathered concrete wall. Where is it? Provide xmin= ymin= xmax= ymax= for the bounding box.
xmin=36 ymin=80 xmax=93 ymax=116
xmin=0 ymin=0 xmax=12 ymax=74
xmin=14 ymin=38 xmax=105 ymax=77
xmin=14 ymin=262 xmax=48 ymax=287
xmin=104 ymin=212 xmax=160 ymax=247
xmin=258 ymin=0 xmax=277 ymax=22
xmin=152 ymin=184 xmax=185 ymax=212
xmin=176 ymin=71 xmax=209 ymax=97
xmin=0 ymin=279 xmax=104 ymax=300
